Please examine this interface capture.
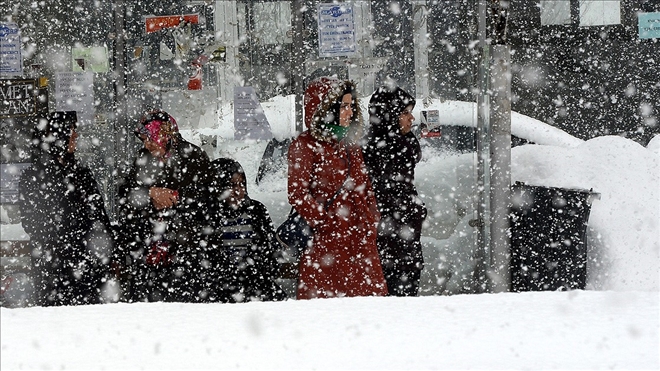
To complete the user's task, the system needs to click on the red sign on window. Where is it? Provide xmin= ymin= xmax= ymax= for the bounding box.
xmin=145 ymin=14 xmax=200 ymax=33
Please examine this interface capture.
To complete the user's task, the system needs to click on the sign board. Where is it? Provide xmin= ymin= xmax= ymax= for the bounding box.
xmin=420 ymin=110 xmax=440 ymax=130
xmin=0 ymin=163 xmax=31 ymax=204
xmin=233 ymin=87 xmax=273 ymax=141
xmin=0 ymin=22 xmax=22 ymax=76
xmin=145 ymin=14 xmax=200 ymax=34
xmin=639 ymin=12 xmax=660 ymax=39
xmin=318 ymin=4 xmax=356 ymax=57
xmin=420 ymin=110 xmax=441 ymax=138
xmin=71 ymin=46 xmax=109 ymax=73
xmin=348 ymin=57 xmax=388 ymax=96
xmin=0 ymin=79 xmax=47 ymax=118
xmin=55 ymin=72 xmax=94 ymax=126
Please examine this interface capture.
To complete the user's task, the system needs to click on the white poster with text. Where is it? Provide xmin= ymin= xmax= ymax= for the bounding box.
xmin=318 ymin=4 xmax=356 ymax=58
xmin=0 ymin=22 xmax=23 ymax=76
xmin=55 ymin=72 xmax=95 ymax=126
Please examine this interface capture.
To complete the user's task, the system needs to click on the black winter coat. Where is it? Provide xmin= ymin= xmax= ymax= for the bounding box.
xmin=116 ymin=139 xmax=211 ymax=302
xmin=200 ymin=196 xmax=287 ymax=303
xmin=19 ymin=154 xmax=114 ymax=306
xmin=363 ymin=87 xmax=427 ymax=272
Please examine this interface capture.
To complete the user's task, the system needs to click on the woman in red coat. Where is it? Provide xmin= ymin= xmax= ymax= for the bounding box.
xmin=287 ymin=77 xmax=388 ymax=299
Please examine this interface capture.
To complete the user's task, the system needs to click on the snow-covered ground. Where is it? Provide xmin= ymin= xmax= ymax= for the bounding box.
xmin=2 ymin=96 xmax=658 ymax=369
xmin=2 ymin=291 xmax=657 ymax=370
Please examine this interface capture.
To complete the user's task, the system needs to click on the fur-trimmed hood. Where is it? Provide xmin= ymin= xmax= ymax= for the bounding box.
xmin=304 ymin=77 xmax=363 ymax=143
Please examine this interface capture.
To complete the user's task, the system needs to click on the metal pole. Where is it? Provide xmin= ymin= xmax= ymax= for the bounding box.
xmin=488 ymin=1 xmax=511 ymax=293
xmin=112 ymin=0 xmax=128 ymax=218
xmin=292 ymin=0 xmax=305 ymax=133
xmin=489 ymin=44 xmax=511 ymax=293
xmin=473 ymin=0 xmax=490 ymax=293
xmin=412 ymin=0 xmax=429 ymax=105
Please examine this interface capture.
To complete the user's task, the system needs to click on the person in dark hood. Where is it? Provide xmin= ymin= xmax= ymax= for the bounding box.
xmin=362 ymin=85 xmax=428 ymax=296
xmin=116 ymin=109 xmax=212 ymax=302
xmin=201 ymin=158 xmax=287 ymax=303
xmin=287 ymin=77 xmax=387 ymax=299
xmin=19 ymin=111 xmax=115 ymax=306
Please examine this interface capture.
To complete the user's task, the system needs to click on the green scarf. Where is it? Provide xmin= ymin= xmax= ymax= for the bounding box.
xmin=328 ymin=123 xmax=349 ymax=140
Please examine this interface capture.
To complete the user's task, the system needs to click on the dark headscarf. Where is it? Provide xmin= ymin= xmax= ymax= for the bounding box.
xmin=33 ymin=111 xmax=77 ymax=161
xmin=368 ymin=86 xmax=416 ymax=137
xmin=211 ymin=157 xmax=247 ymax=196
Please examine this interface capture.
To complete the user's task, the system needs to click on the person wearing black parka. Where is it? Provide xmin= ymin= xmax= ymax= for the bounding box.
xmin=362 ymin=86 xmax=428 ymax=296
xmin=115 ymin=110 xmax=212 ymax=303
xmin=19 ymin=111 xmax=115 ymax=306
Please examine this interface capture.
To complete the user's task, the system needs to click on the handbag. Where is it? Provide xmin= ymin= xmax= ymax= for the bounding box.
xmin=275 ymin=208 xmax=313 ymax=261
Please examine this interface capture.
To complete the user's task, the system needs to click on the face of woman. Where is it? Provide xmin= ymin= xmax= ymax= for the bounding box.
xmin=339 ymin=93 xmax=354 ymax=128
xmin=141 ymin=134 xmax=166 ymax=158
xmin=399 ymin=105 xmax=415 ymax=135
xmin=67 ymin=127 xmax=78 ymax=154
xmin=223 ymin=173 xmax=246 ymax=208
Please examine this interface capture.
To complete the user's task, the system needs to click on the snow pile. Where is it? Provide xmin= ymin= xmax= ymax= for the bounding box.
xmin=511 ymin=136 xmax=659 ymax=291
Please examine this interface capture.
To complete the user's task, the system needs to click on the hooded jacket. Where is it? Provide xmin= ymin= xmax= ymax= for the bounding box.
xmin=363 ymin=86 xmax=423 ymax=213
xmin=288 ymin=77 xmax=387 ymax=299
xmin=19 ymin=111 xmax=114 ymax=306
xmin=116 ymin=110 xmax=212 ymax=302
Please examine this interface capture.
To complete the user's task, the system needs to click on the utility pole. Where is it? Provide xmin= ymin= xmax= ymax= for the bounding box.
xmin=475 ymin=0 xmax=511 ymax=293
xmin=412 ymin=0 xmax=430 ymax=105
xmin=291 ymin=0 xmax=305 ymax=133
xmin=488 ymin=0 xmax=512 ymax=293
xmin=474 ymin=0 xmax=491 ymax=293
xmin=112 ymin=0 xmax=128 ymax=217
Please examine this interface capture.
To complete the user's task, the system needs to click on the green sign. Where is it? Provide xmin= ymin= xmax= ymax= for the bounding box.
xmin=71 ymin=46 xmax=109 ymax=73
xmin=639 ymin=12 xmax=660 ymax=39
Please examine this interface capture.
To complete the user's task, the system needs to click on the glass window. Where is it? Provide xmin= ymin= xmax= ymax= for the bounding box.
xmin=580 ymin=0 xmax=621 ymax=26
xmin=540 ymin=0 xmax=571 ymax=26
xmin=540 ymin=0 xmax=621 ymax=26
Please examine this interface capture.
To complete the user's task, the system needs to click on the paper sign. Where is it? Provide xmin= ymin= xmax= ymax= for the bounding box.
xmin=55 ymin=72 xmax=94 ymax=126
xmin=233 ymin=87 xmax=273 ymax=140
xmin=421 ymin=110 xmax=440 ymax=131
xmin=0 ymin=163 xmax=32 ymax=204
xmin=0 ymin=22 xmax=22 ymax=76
xmin=318 ymin=4 xmax=356 ymax=57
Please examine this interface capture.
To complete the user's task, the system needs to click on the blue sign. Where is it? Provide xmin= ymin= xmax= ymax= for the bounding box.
xmin=0 ymin=22 xmax=22 ymax=76
xmin=638 ymin=12 xmax=660 ymax=39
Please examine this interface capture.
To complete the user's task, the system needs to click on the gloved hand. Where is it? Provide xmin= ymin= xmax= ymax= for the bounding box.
xmin=146 ymin=240 xmax=173 ymax=267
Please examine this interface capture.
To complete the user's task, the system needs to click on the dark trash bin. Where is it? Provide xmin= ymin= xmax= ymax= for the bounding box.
xmin=509 ymin=182 xmax=599 ymax=292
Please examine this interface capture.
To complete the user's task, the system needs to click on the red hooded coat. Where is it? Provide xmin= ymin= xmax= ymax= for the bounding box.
xmin=288 ymin=77 xmax=387 ymax=299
